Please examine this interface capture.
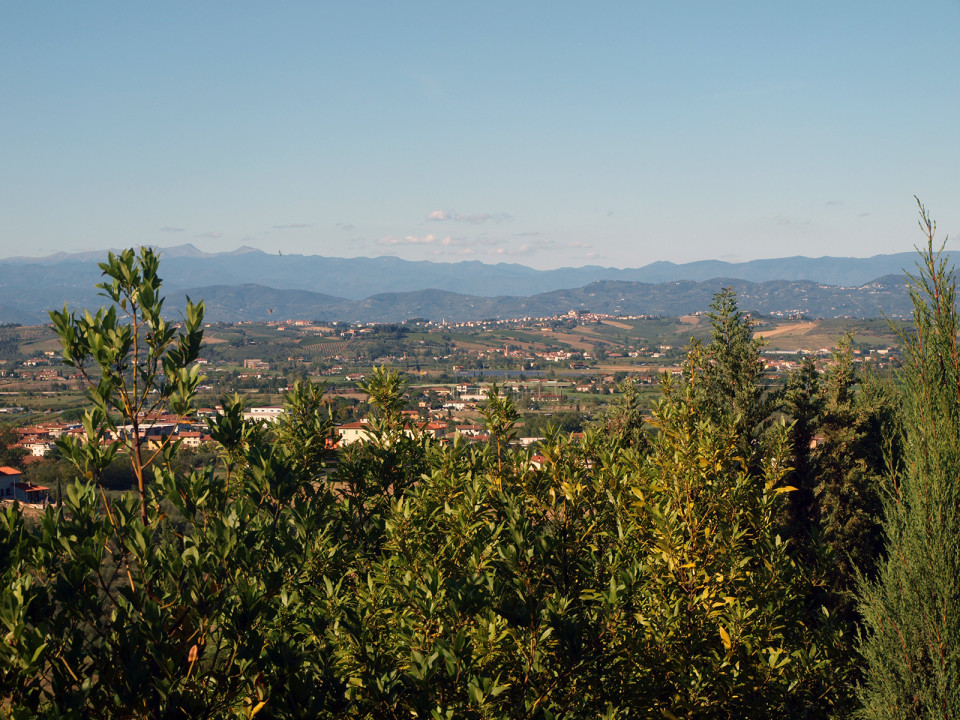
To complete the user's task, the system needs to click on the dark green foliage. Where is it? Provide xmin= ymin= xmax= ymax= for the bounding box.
xmin=98 ymin=453 xmax=138 ymax=491
xmin=333 ymin=366 xmax=431 ymax=560
xmin=524 ymin=410 xmax=587 ymax=438
xmin=856 ymin=204 xmax=960 ymax=718
xmin=781 ymin=356 xmax=823 ymax=539
xmin=0 ymin=423 xmax=27 ymax=470
xmin=815 ymin=337 xmax=893 ymax=595
xmin=21 ymin=457 xmax=81 ymax=502
xmin=774 ymin=337 xmax=899 ymax=706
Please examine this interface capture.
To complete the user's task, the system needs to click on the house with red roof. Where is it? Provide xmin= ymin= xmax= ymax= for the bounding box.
xmin=0 ymin=466 xmax=49 ymax=504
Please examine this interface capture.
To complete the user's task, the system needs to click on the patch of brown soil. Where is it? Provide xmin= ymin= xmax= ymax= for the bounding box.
xmin=755 ymin=321 xmax=819 ymax=339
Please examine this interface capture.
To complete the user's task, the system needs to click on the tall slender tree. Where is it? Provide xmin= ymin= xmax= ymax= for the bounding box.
xmin=781 ymin=356 xmax=823 ymax=540
xmin=816 ymin=336 xmax=891 ymax=598
xmin=857 ymin=201 xmax=960 ymax=718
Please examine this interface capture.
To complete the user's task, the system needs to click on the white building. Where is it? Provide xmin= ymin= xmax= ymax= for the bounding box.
xmin=243 ymin=407 xmax=286 ymax=423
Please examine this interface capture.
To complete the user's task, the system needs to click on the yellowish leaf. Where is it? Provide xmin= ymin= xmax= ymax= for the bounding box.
xmin=719 ymin=625 xmax=732 ymax=651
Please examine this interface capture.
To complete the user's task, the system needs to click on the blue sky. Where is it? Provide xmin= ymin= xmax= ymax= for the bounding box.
xmin=2 ymin=2 xmax=958 ymax=269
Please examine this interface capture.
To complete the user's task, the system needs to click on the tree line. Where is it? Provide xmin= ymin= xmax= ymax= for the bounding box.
xmin=2 ymin=203 xmax=959 ymax=718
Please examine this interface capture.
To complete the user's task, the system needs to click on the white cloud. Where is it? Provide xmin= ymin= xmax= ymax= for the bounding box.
xmin=491 ymin=244 xmax=531 ymax=256
xmin=426 ymin=210 xmax=513 ymax=224
xmin=378 ymin=234 xmax=448 ymax=246
xmin=380 ymin=234 xmax=513 ymax=250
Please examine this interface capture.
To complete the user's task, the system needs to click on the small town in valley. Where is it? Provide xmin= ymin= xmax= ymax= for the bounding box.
xmin=0 ymin=307 xmax=900 ymax=507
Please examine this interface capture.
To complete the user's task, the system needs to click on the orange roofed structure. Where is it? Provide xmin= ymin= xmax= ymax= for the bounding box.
xmin=0 ymin=466 xmax=49 ymax=504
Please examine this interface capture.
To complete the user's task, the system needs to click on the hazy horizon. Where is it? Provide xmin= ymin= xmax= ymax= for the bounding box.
xmin=0 ymin=241 xmax=936 ymax=271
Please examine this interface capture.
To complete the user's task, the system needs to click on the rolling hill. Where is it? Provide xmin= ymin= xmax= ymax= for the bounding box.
xmin=0 ymin=245 xmax=925 ymax=323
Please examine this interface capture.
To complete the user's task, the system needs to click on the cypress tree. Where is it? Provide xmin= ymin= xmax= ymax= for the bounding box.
xmin=701 ymin=288 xmax=769 ymax=431
xmin=857 ymin=201 xmax=960 ymax=718
xmin=782 ymin=356 xmax=823 ymax=542
xmin=816 ymin=336 xmax=890 ymax=598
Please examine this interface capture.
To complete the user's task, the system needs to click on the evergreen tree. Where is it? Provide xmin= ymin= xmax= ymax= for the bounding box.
xmin=816 ymin=336 xmax=891 ymax=597
xmin=684 ymin=289 xmax=775 ymax=466
xmin=782 ymin=356 xmax=823 ymax=540
xmin=857 ymin=202 xmax=960 ymax=718
xmin=704 ymin=288 xmax=768 ymax=426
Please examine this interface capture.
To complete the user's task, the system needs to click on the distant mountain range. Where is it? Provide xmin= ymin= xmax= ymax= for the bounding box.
xmin=0 ymin=244 xmax=933 ymax=323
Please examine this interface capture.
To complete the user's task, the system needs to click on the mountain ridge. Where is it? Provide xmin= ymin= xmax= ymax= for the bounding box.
xmin=0 ymin=245 xmax=930 ymax=323
xmin=0 ymin=245 xmax=941 ymax=295
xmin=161 ymin=275 xmax=912 ymax=324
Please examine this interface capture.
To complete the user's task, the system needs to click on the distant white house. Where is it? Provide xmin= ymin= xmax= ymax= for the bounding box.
xmin=177 ymin=431 xmax=210 ymax=448
xmin=243 ymin=407 xmax=286 ymax=423
xmin=111 ymin=422 xmax=178 ymax=442
xmin=22 ymin=440 xmax=55 ymax=457
xmin=337 ymin=420 xmax=372 ymax=445
xmin=336 ymin=419 xmax=433 ymax=446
